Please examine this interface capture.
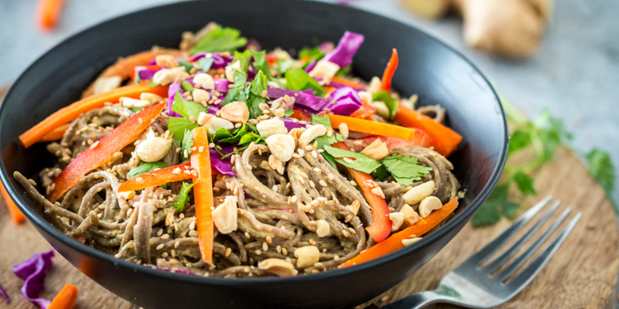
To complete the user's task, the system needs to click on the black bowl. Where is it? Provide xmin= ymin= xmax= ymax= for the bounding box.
xmin=0 ymin=1 xmax=508 ymax=308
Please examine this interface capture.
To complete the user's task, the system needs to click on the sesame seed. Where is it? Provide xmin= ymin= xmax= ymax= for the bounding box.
xmin=156 ymin=244 xmax=164 ymax=250
xmin=255 ymin=250 xmax=262 ymax=255
xmin=282 ymin=248 xmax=288 ymax=255
xmin=174 ymin=241 xmax=180 ymax=249
xmin=319 ymin=180 xmax=328 ymax=187
xmin=334 ymin=255 xmax=340 ymax=262
xmin=28 ymin=179 xmax=37 ymax=186
xmin=135 ymin=177 xmax=143 ymax=182
xmin=262 ymin=242 xmax=268 ymax=251
xmin=172 ymin=168 xmax=181 ymax=174
xmin=276 ymin=245 xmax=282 ymax=253
xmin=169 ymin=259 xmax=178 ymax=266
xmin=171 ymin=249 xmax=176 ymax=257
xmin=161 ymin=252 xmax=169 ymax=258
xmin=161 ymin=234 xmax=170 ymax=240
xmin=225 ymin=247 xmax=232 ymax=257
xmin=89 ymin=140 xmax=100 ymax=150
xmin=291 ymin=196 xmax=298 ymax=203
xmin=245 ymin=232 xmax=251 ymax=239
xmin=309 ymin=239 xmax=317 ymax=246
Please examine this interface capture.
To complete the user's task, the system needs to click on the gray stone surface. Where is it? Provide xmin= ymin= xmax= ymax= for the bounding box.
xmin=1 ymin=0 xmax=617 ymax=202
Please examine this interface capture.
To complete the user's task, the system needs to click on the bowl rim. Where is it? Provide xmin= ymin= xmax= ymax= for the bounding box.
xmin=0 ymin=0 xmax=509 ymax=287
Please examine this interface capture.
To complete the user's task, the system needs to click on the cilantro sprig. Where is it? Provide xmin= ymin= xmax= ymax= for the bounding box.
xmin=382 ymin=154 xmax=433 ymax=186
xmin=472 ymin=95 xmax=616 ymax=226
xmin=190 ymin=25 xmax=248 ymax=54
xmin=174 ymin=182 xmax=195 ymax=212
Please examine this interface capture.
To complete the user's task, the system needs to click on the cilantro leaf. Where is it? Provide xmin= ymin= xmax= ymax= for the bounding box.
xmin=246 ymin=71 xmax=268 ymax=119
xmin=171 ymin=91 xmax=208 ymax=120
xmin=181 ymin=80 xmax=194 ymax=92
xmin=178 ymin=61 xmax=194 ymax=73
xmin=311 ymin=114 xmax=333 ymax=128
xmin=168 ymin=117 xmax=198 ymax=144
xmin=323 ymin=145 xmax=382 ymax=174
xmin=299 ymin=46 xmax=325 ymax=61
xmin=508 ymin=129 xmax=531 ymax=154
xmin=586 ymin=148 xmax=616 ymax=191
xmin=372 ymin=91 xmax=398 ymax=121
xmin=222 ymin=70 xmax=248 ymax=106
xmin=335 ymin=65 xmax=351 ymax=77
xmin=251 ymin=50 xmax=270 ymax=77
xmin=127 ymin=161 xmax=169 ymax=179
xmin=181 ymin=129 xmax=195 ymax=160
xmin=275 ymin=59 xmax=293 ymax=77
xmin=310 ymin=114 xmax=343 ymax=153
xmin=534 ymin=109 xmax=572 ymax=161
xmin=190 ymin=25 xmax=248 ymax=54
xmin=283 ymin=109 xmax=294 ymax=117
xmin=233 ymin=50 xmax=253 ymax=73
xmin=213 ymin=124 xmax=250 ymax=144
xmin=513 ymin=171 xmax=537 ymax=196
xmin=239 ymin=133 xmax=262 ymax=145
xmin=381 ymin=154 xmax=433 ymax=186
xmin=174 ymin=182 xmax=195 ymax=212
xmin=285 ymin=68 xmax=326 ymax=97
xmin=130 ymin=107 xmax=143 ymax=113
xmin=196 ymin=57 xmax=214 ymax=72
xmin=471 ymin=200 xmax=502 ymax=226
xmin=371 ymin=165 xmax=390 ymax=181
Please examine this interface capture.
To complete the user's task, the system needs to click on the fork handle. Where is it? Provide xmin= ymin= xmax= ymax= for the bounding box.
xmin=381 ymin=290 xmax=451 ymax=309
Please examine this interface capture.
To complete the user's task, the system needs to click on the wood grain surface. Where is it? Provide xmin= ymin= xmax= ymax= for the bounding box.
xmin=0 ymin=84 xmax=617 ymax=308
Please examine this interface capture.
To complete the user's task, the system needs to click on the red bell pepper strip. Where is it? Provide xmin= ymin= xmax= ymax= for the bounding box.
xmin=265 ymin=54 xmax=279 ymax=65
xmin=329 ymin=115 xmax=416 ymax=141
xmin=118 ymin=163 xmax=192 ymax=192
xmin=350 ymin=102 xmax=377 ymax=120
xmin=394 ymin=103 xmax=462 ymax=157
xmin=333 ymin=142 xmax=392 ymax=242
xmin=356 ymin=129 xmax=434 ymax=150
xmin=342 ymin=198 xmax=459 ymax=267
xmin=46 ymin=103 xmax=166 ymax=202
xmin=190 ymin=126 xmax=215 ymax=264
xmin=48 ymin=284 xmax=78 ymax=309
xmin=381 ymin=49 xmax=399 ymax=91
xmin=331 ymin=76 xmax=366 ymax=89
xmin=19 ymin=84 xmax=169 ymax=148
xmin=290 ymin=109 xmax=312 ymax=122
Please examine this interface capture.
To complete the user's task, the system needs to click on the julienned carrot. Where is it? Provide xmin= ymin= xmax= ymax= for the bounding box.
xmin=329 ymin=115 xmax=416 ymax=141
xmin=190 ymin=126 xmax=215 ymax=264
xmin=1 ymin=181 xmax=25 ymax=224
xmin=381 ymin=49 xmax=398 ymax=91
xmin=394 ymin=103 xmax=462 ymax=157
xmin=331 ymin=76 xmax=365 ymax=90
xmin=20 ymin=84 xmax=168 ymax=148
xmin=48 ymin=284 xmax=78 ymax=309
xmin=341 ymin=198 xmax=459 ymax=267
xmin=118 ymin=163 xmax=192 ymax=192
xmin=38 ymin=123 xmax=71 ymax=142
xmin=38 ymin=0 xmax=66 ymax=31
xmin=47 ymin=103 xmax=166 ymax=202
xmin=333 ymin=142 xmax=392 ymax=242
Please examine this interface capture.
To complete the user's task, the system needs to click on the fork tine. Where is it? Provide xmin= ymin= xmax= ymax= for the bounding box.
xmin=466 ymin=196 xmax=553 ymax=266
xmin=506 ymin=213 xmax=581 ymax=291
xmin=496 ymin=207 xmax=572 ymax=282
xmin=484 ymin=200 xmax=561 ymax=274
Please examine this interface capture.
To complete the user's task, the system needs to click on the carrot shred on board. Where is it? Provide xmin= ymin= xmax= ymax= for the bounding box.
xmin=331 ymin=76 xmax=365 ymax=89
xmin=1 ymin=181 xmax=25 ymax=224
xmin=38 ymin=0 xmax=66 ymax=31
xmin=19 ymin=84 xmax=168 ymax=148
xmin=190 ymin=126 xmax=215 ymax=264
xmin=118 ymin=163 xmax=192 ymax=192
xmin=333 ymin=142 xmax=392 ymax=242
xmin=48 ymin=284 xmax=78 ymax=309
xmin=329 ymin=115 xmax=416 ymax=141
xmin=381 ymin=49 xmax=399 ymax=91
xmin=38 ymin=123 xmax=71 ymax=142
xmin=394 ymin=103 xmax=462 ymax=157
xmin=341 ymin=198 xmax=458 ymax=267
xmin=46 ymin=103 xmax=166 ymax=202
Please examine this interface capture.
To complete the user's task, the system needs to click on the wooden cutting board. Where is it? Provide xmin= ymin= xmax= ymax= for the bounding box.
xmin=0 ymin=85 xmax=617 ymax=308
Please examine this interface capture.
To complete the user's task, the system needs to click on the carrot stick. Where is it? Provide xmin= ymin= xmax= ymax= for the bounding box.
xmin=341 ymin=198 xmax=458 ymax=267
xmin=47 ymin=103 xmax=166 ymax=202
xmin=333 ymin=142 xmax=392 ymax=242
xmin=190 ymin=126 xmax=214 ymax=264
xmin=331 ymin=76 xmax=365 ymax=90
xmin=1 ymin=181 xmax=25 ymax=224
xmin=38 ymin=0 xmax=66 ymax=31
xmin=329 ymin=114 xmax=416 ymax=141
xmin=118 ymin=163 xmax=192 ymax=192
xmin=48 ymin=284 xmax=78 ymax=309
xmin=381 ymin=49 xmax=398 ymax=91
xmin=350 ymin=102 xmax=376 ymax=120
xmin=394 ymin=103 xmax=462 ymax=157
xmin=19 ymin=84 xmax=168 ymax=148
xmin=38 ymin=123 xmax=71 ymax=142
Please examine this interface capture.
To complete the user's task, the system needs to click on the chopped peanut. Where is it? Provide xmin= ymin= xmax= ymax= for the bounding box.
xmin=361 ymin=139 xmax=389 ymax=160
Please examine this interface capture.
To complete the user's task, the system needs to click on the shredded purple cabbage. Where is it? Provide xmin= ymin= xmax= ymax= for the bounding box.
xmin=267 ymin=88 xmax=329 ymax=115
xmin=320 ymin=41 xmax=335 ymax=54
xmin=328 ymin=86 xmax=363 ymax=116
xmin=0 ymin=283 xmax=9 ymax=304
xmin=304 ymin=60 xmax=317 ymax=73
xmin=167 ymin=82 xmax=183 ymax=118
xmin=157 ymin=267 xmax=199 ymax=276
xmin=211 ymin=144 xmax=237 ymax=176
xmin=214 ymin=79 xmax=231 ymax=93
xmin=189 ymin=52 xmax=234 ymax=69
xmin=12 ymin=250 xmax=55 ymax=309
xmin=283 ymin=119 xmax=308 ymax=131
xmin=323 ymin=31 xmax=364 ymax=68
xmin=136 ymin=66 xmax=159 ymax=81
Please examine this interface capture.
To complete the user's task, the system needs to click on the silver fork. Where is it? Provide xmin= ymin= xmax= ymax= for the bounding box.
xmin=382 ymin=196 xmax=581 ymax=309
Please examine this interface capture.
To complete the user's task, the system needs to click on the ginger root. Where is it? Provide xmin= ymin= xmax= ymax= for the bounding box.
xmin=401 ymin=0 xmax=552 ymax=58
